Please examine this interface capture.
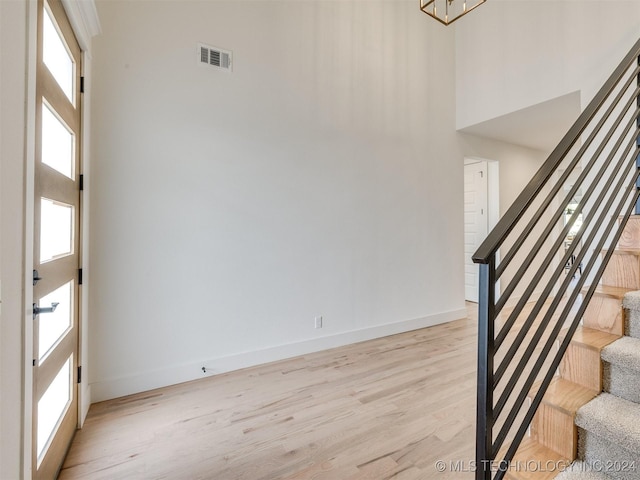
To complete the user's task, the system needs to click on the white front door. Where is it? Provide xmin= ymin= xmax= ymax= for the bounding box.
xmin=464 ymin=161 xmax=489 ymax=302
xmin=33 ymin=0 xmax=82 ymax=477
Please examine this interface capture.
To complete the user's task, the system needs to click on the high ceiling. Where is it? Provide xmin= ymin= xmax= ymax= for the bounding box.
xmin=458 ymin=91 xmax=581 ymax=153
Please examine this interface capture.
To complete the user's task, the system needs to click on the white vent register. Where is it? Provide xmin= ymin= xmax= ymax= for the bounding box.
xmin=198 ymin=43 xmax=232 ymax=72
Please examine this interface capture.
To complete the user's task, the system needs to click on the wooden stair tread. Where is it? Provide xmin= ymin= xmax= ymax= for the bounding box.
xmin=584 ymin=285 xmax=635 ymax=300
xmin=503 ymin=438 xmax=569 ymax=480
xmin=560 ymin=326 xmax=620 ymax=351
xmin=529 ymin=378 xmax=598 ymax=416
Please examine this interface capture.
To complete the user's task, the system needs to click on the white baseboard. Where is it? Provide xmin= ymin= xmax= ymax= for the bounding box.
xmin=90 ymin=307 xmax=467 ymax=403
xmin=79 ymin=384 xmax=91 ymax=426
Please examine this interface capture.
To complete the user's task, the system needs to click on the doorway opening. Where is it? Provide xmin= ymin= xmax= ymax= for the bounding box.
xmin=464 ymin=158 xmax=499 ymax=302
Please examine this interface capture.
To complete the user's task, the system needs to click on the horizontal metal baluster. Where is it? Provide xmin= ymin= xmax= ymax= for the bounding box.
xmin=494 ymin=219 xmax=574 ymax=343
xmin=493 ymin=171 xmax=640 ymax=453
xmin=493 ymin=154 xmax=639 ymax=411
xmin=494 ymin=185 xmax=638 ymax=457
xmin=493 ymin=125 xmax=640 ymax=354
xmin=494 ymin=189 xmax=639 ymax=476
xmin=493 ymin=152 xmax=638 ymax=406
xmin=493 ymin=232 xmax=592 ymax=419
xmin=495 ymin=74 xmax=640 ymax=280
xmin=493 ymin=140 xmax=640 ymax=384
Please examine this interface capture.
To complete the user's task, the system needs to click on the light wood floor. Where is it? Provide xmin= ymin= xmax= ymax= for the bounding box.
xmin=60 ymin=307 xmax=480 ymax=480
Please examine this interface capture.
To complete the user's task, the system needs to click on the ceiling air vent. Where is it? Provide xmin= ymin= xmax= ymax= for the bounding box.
xmin=198 ymin=43 xmax=232 ymax=72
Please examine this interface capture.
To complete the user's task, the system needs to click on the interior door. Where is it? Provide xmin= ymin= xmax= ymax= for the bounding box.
xmin=33 ymin=0 xmax=82 ymax=477
xmin=464 ymin=161 xmax=488 ymax=303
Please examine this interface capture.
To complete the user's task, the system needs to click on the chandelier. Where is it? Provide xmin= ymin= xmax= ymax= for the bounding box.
xmin=420 ymin=0 xmax=486 ymax=25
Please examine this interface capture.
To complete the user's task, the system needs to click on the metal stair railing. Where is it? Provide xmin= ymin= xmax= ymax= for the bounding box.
xmin=473 ymin=37 xmax=640 ymax=480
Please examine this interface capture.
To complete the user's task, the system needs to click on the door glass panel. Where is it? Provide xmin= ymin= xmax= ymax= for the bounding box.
xmin=41 ymin=103 xmax=74 ymax=179
xmin=40 ymin=198 xmax=73 ymax=262
xmin=43 ymin=6 xmax=74 ymax=103
xmin=38 ymin=281 xmax=73 ymax=362
xmin=37 ymin=356 xmax=72 ymax=461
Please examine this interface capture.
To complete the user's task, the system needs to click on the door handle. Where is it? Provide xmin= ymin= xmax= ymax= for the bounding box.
xmin=33 ymin=302 xmax=59 ymax=319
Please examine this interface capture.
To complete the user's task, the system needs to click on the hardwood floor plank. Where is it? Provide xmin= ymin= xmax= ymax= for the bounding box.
xmin=61 ymin=311 xmax=484 ymax=480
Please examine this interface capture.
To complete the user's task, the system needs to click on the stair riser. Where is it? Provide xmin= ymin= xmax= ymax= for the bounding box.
xmin=624 ymin=308 xmax=640 ymax=339
xmin=560 ymin=344 xmax=602 ymax=392
xmin=618 ymin=217 xmax=640 ymax=249
xmin=583 ymin=296 xmax=624 ymax=336
xmin=501 ymin=438 xmax=568 ymax=480
xmin=531 ymin=404 xmax=576 ymax=459
xmin=578 ymin=428 xmax=638 ymax=480
xmin=603 ymin=362 xmax=640 ymax=404
xmin=601 ymin=253 xmax=640 ymax=289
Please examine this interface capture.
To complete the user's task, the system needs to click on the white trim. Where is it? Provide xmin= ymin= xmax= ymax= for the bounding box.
xmin=78 ymin=51 xmax=92 ymax=426
xmin=23 ymin=1 xmax=39 ymax=477
xmin=60 ymin=0 xmax=101 ymax=52
xmin=487 ymin=160 xmax=501 ymax=297
xmin=80 ymin=384 xmax=91 ymax=423
xmin=90 ymin=308 xmax=467 ymax=402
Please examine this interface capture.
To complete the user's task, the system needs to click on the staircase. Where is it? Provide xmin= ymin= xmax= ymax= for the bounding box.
xmin=503 ymin=216 xmax=640 ymax=480
xmin=473 ymin=36 xmax=640 ymax=480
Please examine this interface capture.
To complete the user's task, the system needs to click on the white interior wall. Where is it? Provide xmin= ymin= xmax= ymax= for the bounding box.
xmin=89 ymin=0 xmax=466 ymax=401
xmin=456 ymin=0 xmax=640 ymax=130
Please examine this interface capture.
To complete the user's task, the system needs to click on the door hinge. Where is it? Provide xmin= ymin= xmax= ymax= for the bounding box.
xmin=33 ymin=359 xmax=36 ymax=367
xmin=77 ymin=366 xmax=82 ymax=384
xmin=78 ymin=268 xmax=83 ymax=285
xmin=79 ymin=174 xmax=84 ymax=191
xmin=80 ymin=76 xmax=85 ymax=94
xmin=33 ymin=269 xmax=42 ymax=286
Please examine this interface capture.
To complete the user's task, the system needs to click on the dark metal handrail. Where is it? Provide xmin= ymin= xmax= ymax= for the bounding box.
xmin=474 ymin=36 xmax=640 ymax=480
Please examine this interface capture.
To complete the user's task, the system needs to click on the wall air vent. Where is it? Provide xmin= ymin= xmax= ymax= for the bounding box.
xmin=198 ymin=43 xmax=232 ymax=72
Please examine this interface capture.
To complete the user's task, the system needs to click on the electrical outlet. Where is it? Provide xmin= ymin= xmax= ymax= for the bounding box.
xmin=315 ymin=316 xmax=323 ymax=329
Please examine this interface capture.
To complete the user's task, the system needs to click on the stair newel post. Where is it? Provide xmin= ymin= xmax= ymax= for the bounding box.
xmin=476 ymin=254 xmax=496 ymax=480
